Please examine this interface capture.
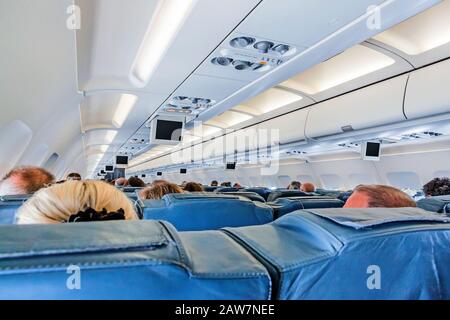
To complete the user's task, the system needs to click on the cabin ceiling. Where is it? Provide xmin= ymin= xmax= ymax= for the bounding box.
xmin=0 ymin=0 xmax=447 ymax=179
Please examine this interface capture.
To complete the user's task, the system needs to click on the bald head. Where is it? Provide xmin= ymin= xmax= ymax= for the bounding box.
xmin=0 ymin=166 xmax=55 ymax=195
xmin=300 ymin=182 xmax=315 ymax=193
xmin=344 ymin=185 xmax=416 ymax=209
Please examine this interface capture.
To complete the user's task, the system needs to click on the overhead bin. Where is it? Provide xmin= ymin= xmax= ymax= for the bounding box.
xmin=404 ymin=59 xmax=450 ymax=120
xmin=305 ymin=75 xmax=408 ymax=139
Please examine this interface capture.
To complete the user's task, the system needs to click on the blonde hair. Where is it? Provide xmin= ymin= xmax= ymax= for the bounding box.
xmin=16 ymin=180 xmax=138 ymax=224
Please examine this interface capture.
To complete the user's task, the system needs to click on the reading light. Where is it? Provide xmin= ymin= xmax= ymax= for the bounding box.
xmin=112 ymin=94 xmax=138 ymax=128
xmin=131 ymin=0 xmax=198 ymax=87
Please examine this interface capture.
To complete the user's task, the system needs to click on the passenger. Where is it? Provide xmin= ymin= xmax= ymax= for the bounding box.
xmin=287 ymin=181 xmax=301 ymax=190
xmin=16 ymin=180 xmax=138 ymax=224
xmin=233 ymin=183 xmax=242 ymax=189
xmin=115 ymin=177 xmax=128 ymax=187
xmin=183 ymin=182 xmax=204 ymax=192
xmin=127 ymin=176 xmax=145 ymax=188
xmin=344 ymin=185 xmax=416 ymax=208
xmin=139 ymin=182 xmax=184 ymax=200
xmin=210 ymin=180 xmax=219 ymax=187
xmin=221 ymin=182 xmax=232 ymax=187
xmin=152 ymin=179 xmax=169 ymax=186
xmin=423 ymin=177 xmax=450 ymax=197
xmin=300 ymin=182 xmax=316 ymax=193
xmin=0 ymin=166 xmax=55 ymax=196
xmin=66 ymin=172 xmax=82 ymax=181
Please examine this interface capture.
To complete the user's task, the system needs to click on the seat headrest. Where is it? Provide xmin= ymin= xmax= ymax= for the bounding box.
xmin=217 ymin=192 xmax=266 ymax=203
xmin=0 ymin=220 xmax=271 ymax=299
xmin=137 ymin=193 xmax=273 ymax=231
xmin=225 ymin=207 xmax=450 ymax=299
xmin=215 ymin=187 xmax=241 ymax=193
xmin=417 ymin=196 xmax=450 ymax=213
xmin=267 ymin=190 xmax=315 ymax=202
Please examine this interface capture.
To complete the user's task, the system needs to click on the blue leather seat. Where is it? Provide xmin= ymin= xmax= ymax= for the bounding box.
xmin=215 ymin=187 xmax=241 ymax=193
xmin=315 ymin=189 xmax=342 ymax=197
xmin=242 ymin=188 xmax=272 ymax=201
xmin=267 ymin=190 xmax=318 ymax=202
xmin=270 ymin=196 xmax=344 ymax=218
xmin=137 ymin=194 xmax=273 ymax=231
xmin=225 ymin=207 xmax=450 ymax=299
xmin=203 ymin=186 xmax=219 ymax=192
xmin=0 ymin=195 xmax=31 ymax=224
xmin=0 ymin=220 xmax=271 ymax=299
xmin=337 ymin=191 xmax=353 ymax=203
xmin=217 ymin=192 xmax=266 ymax=203
xmin=417 ymin=196 xmax=450 ymax=213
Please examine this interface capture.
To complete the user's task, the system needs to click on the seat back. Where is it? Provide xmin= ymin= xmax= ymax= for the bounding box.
xmin=137 ymin=193 xmax=273 ymax=231
xmin=0 ymin=195 xmax=31 ymax=224
xmin=417 ymin=195 xmax=450 ymax=213
xmin=0 ymin=220 xmax=271 ymax=299
xmin=315 ymin=189 xmax=342 ymax=197
xmin=203 ymin=186 xmax=219 ymax=192
xmin=215 ymin=187 xmax=241 ymax=193
xmin=267 ymin=190 xmax=317 ymax=202
xmin=242 ymin=188 xmax=272 ymax=201
xmin=217 ymin=192 xmax=266 ymax=203
xmin=271 ymin=197 xmax=344 ymax=218
xmin=225 ymin=208 xmax=450 ymax=300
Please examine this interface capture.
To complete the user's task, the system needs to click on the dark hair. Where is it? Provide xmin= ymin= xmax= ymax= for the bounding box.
xmin=67 ymin=173 xmax=81 ymax=181
xmin=288 ymin=181 xmax=301 ymax=190
xmin=423 ymin=178 xmax=450 ymax=196
xmin=211 ymin=180 xmax=218 ymax=187
xmin=353 ymin=185 xmax=416 ymax=208
xmin=184 ymin=182 xmax=204 ymax=192
xmin=127 ymin=176 xmax=145 ymax=188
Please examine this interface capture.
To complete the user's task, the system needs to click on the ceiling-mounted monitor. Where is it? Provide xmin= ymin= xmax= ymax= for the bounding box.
xmin=105 ymin=165 xmax=114 ymax=172
xmin=115 ymin=155 xmax=129 ymax=168
xmin=100 ymin=170 xmax=106 ymax=176
xmin=142 ymin=174 xmax=146 ymax=178
xmin=226 ymin=162 xmax=236 ymax=170
xmin=361 ymin=141 xmax=381 ymax=161
xmin=180 ymin=168 xmax=187 ymax=174
xmin=149 ymin=115 xmax=184 ymax=145
xmin=156 ymin=172 xmax=163 ymax=176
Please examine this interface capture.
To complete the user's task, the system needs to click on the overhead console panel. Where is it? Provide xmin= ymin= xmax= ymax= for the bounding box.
xmin=305 ymin=75 xmax=409 ymax=139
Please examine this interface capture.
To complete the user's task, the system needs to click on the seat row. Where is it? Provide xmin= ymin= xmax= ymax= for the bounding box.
xmin=0 ymin=207 xmax=448 ymax=299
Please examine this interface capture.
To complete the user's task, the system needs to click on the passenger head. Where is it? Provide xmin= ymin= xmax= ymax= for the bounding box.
xmin=152 ymin=179 xmax=169 ymax=186
xmin=0 ymin=166 xmax=55 ymax=196
xmin=127 ymin=176 xmax=145 ymax=188
xmin=66 ymin=172 xmax=81 ymax=181
xmin=221 ymin=182 xmax=232 ymax=187
xmin=233 ymin=183 xmax=242 ymax=189
xmin=115 ymin=177 xmax=128 ymax=187
xmin=344 ymin=185 xmax=416 ymax=209
xmin=183 ymin=182 xmax=204 ymax=192
xmin=423 ymin=177 xmax=450 ymax=197
xmin=16 ymin=180 xmax=138 ymax=224
xmin=210 ymin=180 xmax=218 ymax=187
xmin=139 ymin=182 xmax=183 ymax=200
xmin=300 ymin=182 xmax=315 ymax=193
xmin=287 ymin=181 xmax=301 ymax=190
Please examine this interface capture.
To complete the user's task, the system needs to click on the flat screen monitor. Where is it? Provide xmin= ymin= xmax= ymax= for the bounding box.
xmin=105 ymin=165 xmax=114 ymax=172
xmin=362 ymin=141 xmax=381 ymax=161
xmin=226 ymin=162 xmax=236 ymax=170
xmin=116 ymin=156 xmax=129 ymax=166
xmin=156 ymin=172 xmax=163 ymax=176
xmin=149 ymin=116 xmax=184 ymax=145
xmin=142 ymin=174 xmax=146 ymax=178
